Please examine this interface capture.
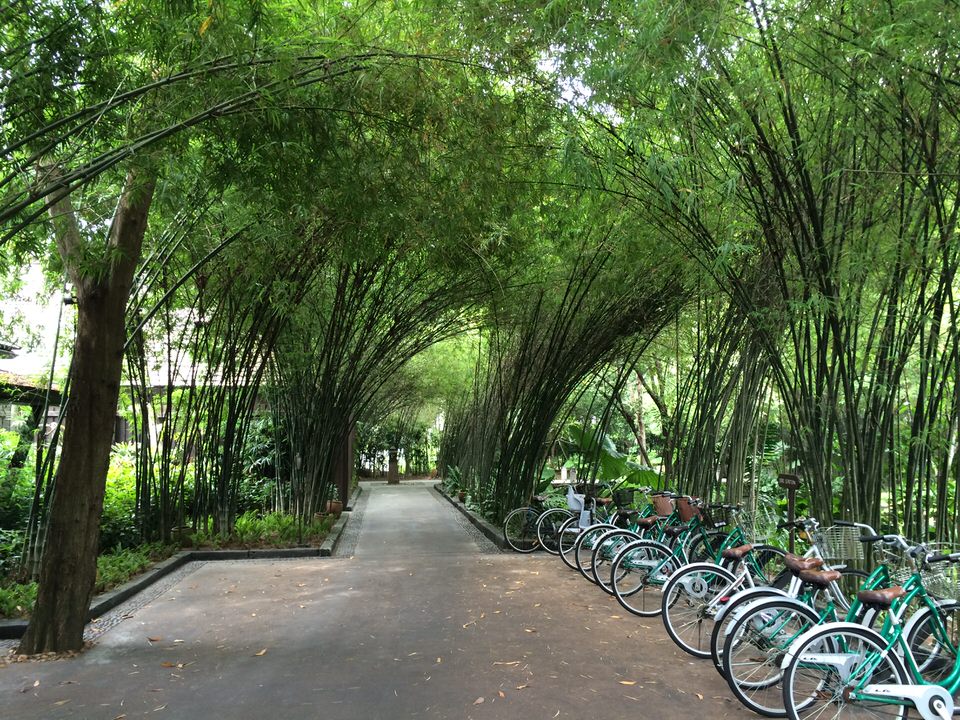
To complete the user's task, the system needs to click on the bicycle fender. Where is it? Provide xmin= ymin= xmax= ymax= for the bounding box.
xmin=779 ymin=621 xmax=888 ymax=670
xmin=714 ymin=586 xmax=789 ymax=623
xmin=901 ymin=598 xmax=960 ymax=648
xmin=723 ymin=595 xmax=818 ymax=639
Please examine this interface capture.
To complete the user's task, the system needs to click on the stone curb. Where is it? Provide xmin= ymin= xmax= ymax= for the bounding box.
xmin=0 ymin=488 xmax=363 ymax=641
xmin=433 ymin=484 xmax=508 ymax=550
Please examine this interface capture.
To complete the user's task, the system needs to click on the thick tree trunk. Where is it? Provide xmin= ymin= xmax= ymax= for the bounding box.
xmin=19 ymin=167 xmax=154 ymax=654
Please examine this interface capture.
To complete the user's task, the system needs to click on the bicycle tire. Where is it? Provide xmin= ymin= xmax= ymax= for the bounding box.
xmin=574 ymin=523 xmax=618 ymax=582
xmin=686 ymin=529 xmax=727 ymax=564
xmin=591 ymin=528 xmax=641 ymax=593
xmin=781 ymin=623 xmax=909 ymax=720
xmin=903 ymin=598 xmax=960 ymax=685
xmin=722 ymin=597 xmax=820 ymax=717
xmin=610 ymin=538 xmax=681 ymax=617
xmin=710 ymin=566 xmax=867 ymax=678
xmin=710 ymin=587 xmax=788 ymax=678
xmin=660 ymin=562 xmax=738 ymax=658
xmin=503 ymin=506 xmax=540 ymax=553
xmin=535 ymin=507 xmax=573 ymax=555
xmin=558 ymin=516 xmax=583 ymax=570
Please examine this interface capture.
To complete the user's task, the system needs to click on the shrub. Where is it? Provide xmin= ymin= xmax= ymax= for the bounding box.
xmin=0 ymin=580 xmax=36 ymax=619
xmin=95 ymin=543 xmax=175 ymax=594
xmin=0 ymin=528 xmax=24 ymax=579
xmin=100 ymin=445 xmax=139 ymax=550
xmin=0 ymin=429 xmax=34 ymax=529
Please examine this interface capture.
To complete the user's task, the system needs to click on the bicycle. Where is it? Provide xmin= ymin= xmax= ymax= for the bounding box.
xmin=780 ymin=539 xmax=960 ymax=720
xmin=502 ymin=490 xmax=572 ymax=553
xmin=609 ymin=500 xmax=786 ymax=618
xmin=708 ymin=518 xmax=874 ymax=678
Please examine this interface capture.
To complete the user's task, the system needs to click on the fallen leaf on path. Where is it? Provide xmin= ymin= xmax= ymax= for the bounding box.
xmin=160 ymin=662 xmax=177 ymax=668
xmin=696 ymin=693 xmax=704 ymax=700
xmin=609 ymin=615 xmax=622 ymax=619
xmin=523 ymin=628 xmax=536 ymax=633
xmin=254 ymin=649 xmax=268 ymax=656
xmin=147 ymin=637 xmax=162 ymax=642
xmin=493 ymin=661 xmax=520 ymax=666
xmin=516 ymin=684 xmax=529 ymax=690
xmin=462 ymin=621 xmax=476 ymax=628
xmin=54 ymin=700 xmax=70 ymax=706
xmin=33 ymin=680 xmax=39 ymax=687
xmin=619 ymin=681 xmax=636 ymax=686
xmin=153 ymin=705 xmax=166 ymax=712
xmin=498 ymin=690 xmax=506 ymax=698
xmin=436 ymin=658 xmax=442 ymax=663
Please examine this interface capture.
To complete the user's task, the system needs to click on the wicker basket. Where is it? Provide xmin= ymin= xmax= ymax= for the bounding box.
xmin=653 ymin=495 xmax=675 ymax=517
xmin=677 ymin=497 xmax=701 ymax=523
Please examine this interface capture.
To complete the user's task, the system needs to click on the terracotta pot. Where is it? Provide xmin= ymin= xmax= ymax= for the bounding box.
xmin=457 ymin=491 xmax=466 ymax=502
xmin=326 ymin=499 xmax=343 ymax=515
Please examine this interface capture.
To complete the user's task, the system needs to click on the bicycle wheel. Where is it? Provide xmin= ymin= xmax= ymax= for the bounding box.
xmin=749 ymin=544 xmax=789 ymax=588
xmin=503 ymin=506 xmax=540 ymax=553
xmin=903 ymin=599 xmax=960 ymax=685
xmin=535 ymin=508 xmax=573 ymax=555
xmin=710 ymin=587 xmax=787 ymax=678
xmin=722 ymin=598 xmax=820 ymax=717
xmin=782 ymin=624 xmax=909 ymax=720
xmin=686 ymin=529 xmax=727 ymax=564
xmin=610 ymin=539 xmax=680 ymax=617
xmin=574 ymin=523 xmax=618 ymax=582
xmin=558 ymin=516 xmax=583 ymax=570
xmin=661 ymin=562 xmax=738 ymax=658
xmin=591 ymin=529 xmax=641 ymax=593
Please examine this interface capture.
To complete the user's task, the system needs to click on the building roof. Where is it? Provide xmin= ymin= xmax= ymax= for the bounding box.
xmin=0 ymin=370 xmax=60 ymax=406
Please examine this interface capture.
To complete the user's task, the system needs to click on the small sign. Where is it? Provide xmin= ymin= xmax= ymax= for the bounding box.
xmin=778 ymin=473 xmax=801 ymax=490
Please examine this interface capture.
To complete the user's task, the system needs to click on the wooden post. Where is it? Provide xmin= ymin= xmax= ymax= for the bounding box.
xmin=778 ymin=473 xmax=801 ymax=553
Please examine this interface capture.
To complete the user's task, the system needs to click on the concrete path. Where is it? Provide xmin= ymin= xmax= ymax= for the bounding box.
xmin=0 ymin=482 xmax=754 ymax=719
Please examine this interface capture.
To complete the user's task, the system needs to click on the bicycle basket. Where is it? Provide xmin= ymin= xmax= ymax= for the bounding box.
xmin=652 ymin=495 xmax=675 ymax=517
xmin=676 ymin=497 xmax=701 ymax=523
xmin=612 ymin=488 xmax=635 ymax=509
xmin=818 ymin=525 xmax=865 ymax=561
xmin=889 ymin=544 xmax=958 ymax=599
xmin=923 ymin=561 xmax=959 ymax=599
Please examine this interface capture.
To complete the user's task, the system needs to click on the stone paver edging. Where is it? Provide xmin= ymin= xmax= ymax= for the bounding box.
xmin=0 ymin=484 xmax=362 ymax=641
xmin=433 ymin=483 xmax=507 ymax=549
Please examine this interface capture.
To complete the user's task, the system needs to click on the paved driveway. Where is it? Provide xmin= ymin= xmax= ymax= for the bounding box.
xmin=0 ymin=482 xmax=754 ymax=719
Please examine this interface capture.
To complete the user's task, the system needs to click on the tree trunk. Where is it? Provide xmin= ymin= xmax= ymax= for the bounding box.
xmin=19 ymin=166 xmax=155 ymax=654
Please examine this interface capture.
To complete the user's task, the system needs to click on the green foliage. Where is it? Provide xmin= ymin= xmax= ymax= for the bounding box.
xmin=0 ymin=528 xmax=25 ymax=579
xmin=100 ymin=445 xmax=140 ymax=550
xmin=94 ymin=544 xmax=171 ymax=594
xmin=191 ymin=511 xmax=333 ymax=548
xmin=0 ymin=580 xmax=36 ymax=619
xmin=0 ymin=429 xmax=34 ymax=529
xmin=560 ymin=422 xmax=657 ymax=488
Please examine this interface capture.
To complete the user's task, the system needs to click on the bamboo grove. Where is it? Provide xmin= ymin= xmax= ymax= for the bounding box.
xmin=2 ymin=0 xmax=960 ymax=651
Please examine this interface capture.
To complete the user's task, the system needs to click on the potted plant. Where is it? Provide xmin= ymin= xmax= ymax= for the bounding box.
xmin=325 ymin=486 xmax=343 ymax=516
